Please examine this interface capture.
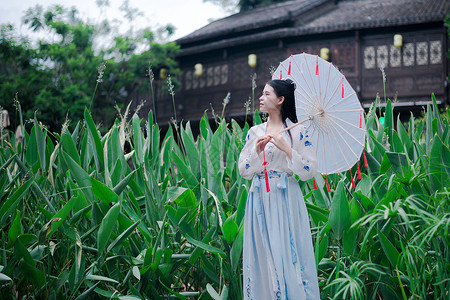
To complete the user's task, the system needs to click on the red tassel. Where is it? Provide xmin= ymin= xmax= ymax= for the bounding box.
xmin=357 ymin=160 xmax=362 ymax=180
xmin=350 ymin=170 xmax=355 ymax=189
xmin=341 ymin=76 xmax=344 ymax=98
xmin=313 ymin=177 xmax=317 ymax=190
xmin=315 ymin=56 xmax=319 ymax=75
xmin=288 ymin=60 xmax=291 ymax=75
xmin=271 ymin=73 xmax=274 ymax=80
xmin=363 ymin=149 xmax=368 ymax=167
xmin=325 ymin=175 xmax=330 ymax=192
xmin=263 ymin=148 xmax=270 ymax=192
xmin=359 ymin=110 xmax=363 ymax=128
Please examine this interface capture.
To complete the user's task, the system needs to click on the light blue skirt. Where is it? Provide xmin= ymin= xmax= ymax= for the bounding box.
xmin=243 ymin=171 xmax=320 ymax=300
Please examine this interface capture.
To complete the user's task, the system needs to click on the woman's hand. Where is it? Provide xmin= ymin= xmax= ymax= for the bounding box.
xmin=267 ymin=133 xmax=292 ymax=160
xmin=255 ymin=135 xmax=270 ymax=155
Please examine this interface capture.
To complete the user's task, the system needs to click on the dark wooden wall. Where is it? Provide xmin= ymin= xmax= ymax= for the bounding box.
xmin=132 ymin=26 xmax=448 ymax=125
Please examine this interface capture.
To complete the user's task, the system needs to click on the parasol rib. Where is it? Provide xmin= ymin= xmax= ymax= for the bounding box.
xmin=327 ymin=91 xmax=357 ymax=110
xmin=321 ymin=119 xmax=355 ymax=173
xmin=322 ymin=63 xmax=333 ymax=109
xmin=325 ymin=117 xmax=363 ymax=162
xmin=292 ymin=57 xmax=321 ymax=105
xmin=326 ymin=115 xmax=366 ymax=147
xmin=323 ymin=77 xmax=341 ymax=109
xmin=319 ymin=118 xmax=340 ymax=174
xmin=326 ymin=109 xmax=364 ymax=113
xmin=302 ymin=55 xmax=321 ymax=111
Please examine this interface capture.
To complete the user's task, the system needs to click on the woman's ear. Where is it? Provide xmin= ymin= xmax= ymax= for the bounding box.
xmin=278 ymin=96 xmax=285 ymax=105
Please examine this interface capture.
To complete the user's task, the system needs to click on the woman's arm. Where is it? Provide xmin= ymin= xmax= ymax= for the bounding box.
xmin=285 ymin=126 xmax=317 ymax=181
xmin=238 ymin=127 xmax=264 ymax=180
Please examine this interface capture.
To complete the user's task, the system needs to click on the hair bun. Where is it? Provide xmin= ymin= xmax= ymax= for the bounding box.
xmin=285 ymin=78 xmax=296 ymax=90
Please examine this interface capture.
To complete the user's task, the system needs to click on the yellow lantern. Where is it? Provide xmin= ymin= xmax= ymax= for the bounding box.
xmin=394 ymin=34 xmax=403 ymax=49
xmin=159 ymin=68 xmax=168 ymax=80
xmin=320 ymin=48 xmax=330 ymax=61
xmin=248 ymin=54 xmax=257 ymax=68
xmin=194 ymin=63 xmax=203 ymax=76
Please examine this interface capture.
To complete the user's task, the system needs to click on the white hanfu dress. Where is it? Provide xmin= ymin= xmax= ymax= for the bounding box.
xmin=238 ymin=118 xmax=320 ymax=300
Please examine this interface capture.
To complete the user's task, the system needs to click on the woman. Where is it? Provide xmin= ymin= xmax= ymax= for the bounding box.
xmin=238 ymin=79 xmax=320 ymax=299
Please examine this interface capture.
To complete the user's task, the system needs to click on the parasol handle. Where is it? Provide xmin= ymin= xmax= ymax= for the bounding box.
xmin=261 ymin=116 xmax=312 ymax=145
xmin=279 ymin=116 xmax=312 ymax=133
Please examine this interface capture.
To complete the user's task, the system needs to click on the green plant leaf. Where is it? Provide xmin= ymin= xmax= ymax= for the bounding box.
xmin=377 ymin=229 xmax=400 ymax=267
xmin=86 ymin=274 xmax=119 ymax=284
xmin=34 ymin=115 xmax=47 ymax=173
xmin=181 ymin=124 xmax=200 ymax=178
xmin=167 ymin=187 xmax=197 ymax=208
xmin=328 ymin=181 xmax=350 ymax=240
xmin=8 ymin=210 xmax=21 ymax=246
xmin=91 ymin=177 xmax=118 ymax=204
xmin=61 ymin=132 xmax=80 ymax=165
xmin=222 ymin=216 xmax=238 ymax=244
xmin=107 ymin=220 xmax=140 ymax=252
xmin=235 ymin=188 xmax=247 ymax=227
xmin=0 ymin=273 xmax=12 ymax=281
xmin=172 ymin=151 xmax=199 ymax=188
xmin=97 ymin=202 xmax=120 ymax=254
xmin=230 ymin=222 xmax=244 ymax=272
xmin=0 ymin=178 xmax=33 ymax=223
xmin=61 ymin=150 xmax=93 ymax=201
xmin=75 ymin=282 xmax=100 ymax=300
xmin=185 ymin=235 xmax=225 ymax=256
xmin=84 ymin=107 xmax=104 ymax=173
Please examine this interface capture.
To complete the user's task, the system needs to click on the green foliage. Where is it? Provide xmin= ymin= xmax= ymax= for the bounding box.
xmin=0 ymin=94 xmax=449 ymax=299
xmin=0 ymin=4 xmax=180 ymax=132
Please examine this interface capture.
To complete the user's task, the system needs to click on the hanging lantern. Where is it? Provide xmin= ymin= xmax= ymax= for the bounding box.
xmin=394 ymin=34 xmax=403 ymax=49
xmin=194 ymin=63 xmax=203 ymax=76
xmin=320 ymin=48 xmax=330 ymax=61
xmin=248 ymin=54 xmax=257 ymax=68
xmin=159 ymin=68 xmax=168 ymax=80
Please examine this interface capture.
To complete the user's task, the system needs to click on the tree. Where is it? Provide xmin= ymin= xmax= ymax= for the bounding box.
xmin=0 ymin=3 xmax=179 ymax=132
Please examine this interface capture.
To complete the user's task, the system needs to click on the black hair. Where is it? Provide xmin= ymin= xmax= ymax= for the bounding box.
xmin=266 ymin=78 xmax=298 ymax=145
xmin=267 ymin=79 xmax=298 ymax=124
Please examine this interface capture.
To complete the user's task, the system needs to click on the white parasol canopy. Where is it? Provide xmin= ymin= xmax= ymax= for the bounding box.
xmin=272 ymin=53 xmax=366 ymax=180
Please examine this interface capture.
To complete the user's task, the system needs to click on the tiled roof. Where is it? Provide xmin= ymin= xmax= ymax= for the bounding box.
xmin=177 ymin=0 xmax=325 ymax=43
xmin=299 ymin=0 xmax=449 ymax=34
xmin=177 ymin=0 xmax=449 ymax=46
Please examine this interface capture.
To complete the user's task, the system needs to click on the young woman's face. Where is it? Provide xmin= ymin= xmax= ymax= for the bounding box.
xmin=259 ymin=84 xmax=283 ymax=114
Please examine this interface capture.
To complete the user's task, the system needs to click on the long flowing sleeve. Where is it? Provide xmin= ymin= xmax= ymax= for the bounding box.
xmin=286 ymin=125 xmax=317 ymax=181
xmin=238 ymin=126 xmax=264 ymax=180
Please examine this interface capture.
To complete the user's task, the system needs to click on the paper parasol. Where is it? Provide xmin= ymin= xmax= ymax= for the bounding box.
xmin=272 ymin=53 xmax=366 ymax=190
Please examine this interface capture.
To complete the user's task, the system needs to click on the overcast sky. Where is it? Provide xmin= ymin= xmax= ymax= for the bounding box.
xmin=0 ymin=0 xmax=230 ymax=41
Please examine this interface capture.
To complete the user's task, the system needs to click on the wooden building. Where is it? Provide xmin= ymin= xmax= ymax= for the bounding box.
xmin=150 ymin=0 xmax=449 ymax=125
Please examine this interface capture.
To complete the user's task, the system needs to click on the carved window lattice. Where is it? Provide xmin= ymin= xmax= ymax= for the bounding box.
xmin=430 ymin=40 xmax=442 ymax=64
xmin=390 ymin=46 xmax=401 ymax=67
xmin=221 ymin=65 xmax=228 ymax=85
xmin=377 ymin=45 xmax=388 ymax=68
xmin=185 ymin=71 xmax=192 ymax=90
xmin=184 ymin=64 xmax=229 ymax=90
xmin=192 ymin=73 xmax=199 ymax=89
xmin=416 ymin=42 xmax=428 ymax=66
xmin=364 ymin=46 xmax=375 ymax=69
xmin=214 ymin=66 xmax=221 ymax=86
xmin=403 ymin=43 xmax=415 ymax=67
xmin=207 ymin=67 xmax=214 ymax=87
